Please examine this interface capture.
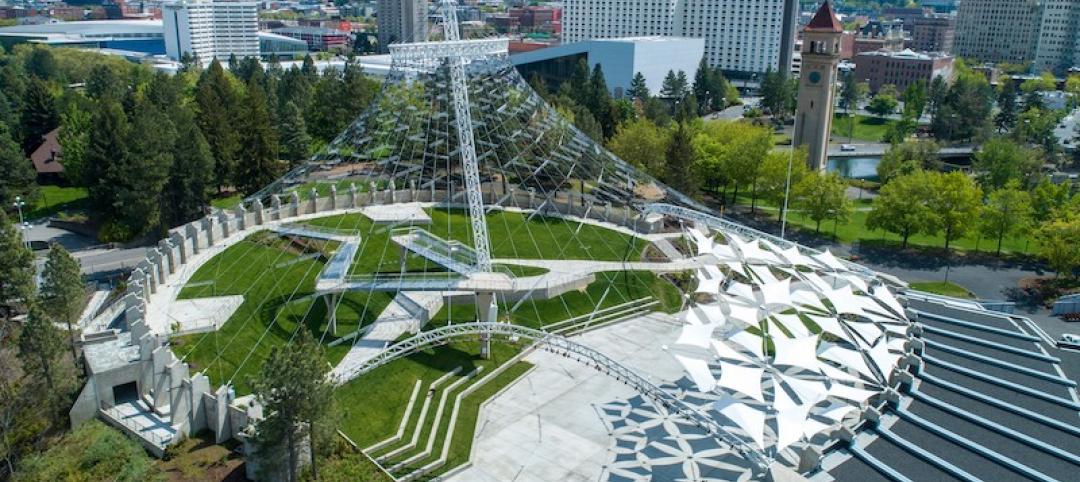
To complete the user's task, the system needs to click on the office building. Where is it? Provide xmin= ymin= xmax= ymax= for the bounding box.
xmin=271 ymin=26 xmax=349 ymax=52
xmin=910 ymin=14 xmax=955 ymax=53
xmin=954 ymin=0 xmax=1042 ymax=65
xmin=852 ymin=19 xmax=905 ymax=56
xmin=1034 ymin=0 xmax=1080 ymax=74
xmin=881 ymin=6 xmax=926 ymax=33
xmin=562 ymin=0 xmax=800 ymax=77
xmin=511 ymin=36 xmax=705 ymax=98
xmin=163 ymin=0 xmax=259 ymax=62
xmin=854 ymin=49 xmax=955 ymax=93
xmin=377 ymin=0 xmax=427 ymax=51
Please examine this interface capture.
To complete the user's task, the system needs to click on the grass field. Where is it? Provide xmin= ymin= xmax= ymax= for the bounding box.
xmin=171 ymin=208 xmax=656 ymax=393
xmin=28 ymin=185 xmax=89 ymax=220
xmin=210 ymin=193 xmax=243 ymax=210
xmin=335 ymin=341 xmax=527 ymax=451
xmin=830 ymin=113 xmax=897 ymax=142
xmin=908 ymin=281 xmax=976 ymax=299
xmin=171 ymin=234 xmax=393 ymax=393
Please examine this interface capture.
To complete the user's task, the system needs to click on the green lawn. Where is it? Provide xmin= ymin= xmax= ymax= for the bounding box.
xmin=830 ymin=113 xmax=897 ymax=142
xmin=171 ymin=234 xmax=393 ymax=393
xmin=426 ymin=270 xmax=683 ymax=330
xmin=210 ymin=193 xmax=243 ymax=210
xmin=27 ymin=185 xmax=89 ymax=220
xmin=304 ymin=208 xmax=647 ymax=267
xmin=335 ymin=341 xmax=525 ymax=449
xmin=908 ymin=281 xmax=976 ymax=299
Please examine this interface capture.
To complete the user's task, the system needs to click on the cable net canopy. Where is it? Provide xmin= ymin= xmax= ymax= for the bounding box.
xmin=262 ymin=38 xmax=696 ymax=211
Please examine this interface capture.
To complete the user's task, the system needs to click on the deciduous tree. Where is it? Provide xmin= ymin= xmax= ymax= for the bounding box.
xmin=866 ymin=171 xmax=935 ymax=248
xmin=608 ymin=118 xmax=668 ymax=176
xmin=877 ymin=140 xmax=939 ymax=184
xmin=927 ymin=171 xmax=983 ymax=251
xmin=795 ymin=172 xmax=852 ymax=234
xmin=1035 ymin=217 xmax=1080 ymax=279
xmin=979 ymin=181 xmax=1033 ymax=255
xmin=972 ymin=137 xmax=1042 ymax=190
xmin=758 ymin=149 xmax=809 ymax=222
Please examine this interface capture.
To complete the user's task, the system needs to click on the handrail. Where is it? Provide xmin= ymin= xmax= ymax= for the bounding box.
xmin=333 ymin=321 xmax=770 ymax=473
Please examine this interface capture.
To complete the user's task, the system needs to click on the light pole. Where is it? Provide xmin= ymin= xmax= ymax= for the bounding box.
xmin=781 ymin=113 xmax=799 ymax=240
xmin=13 ymin=195 xmax=28 ymax=248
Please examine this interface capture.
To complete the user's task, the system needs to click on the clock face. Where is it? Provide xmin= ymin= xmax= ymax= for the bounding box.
xmin=808 ymin=71 xmax=822 ymax=84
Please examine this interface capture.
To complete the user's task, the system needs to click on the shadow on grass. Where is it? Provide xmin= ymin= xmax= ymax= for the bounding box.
xmin=852 ymin=239 xmax=1048 ymax=273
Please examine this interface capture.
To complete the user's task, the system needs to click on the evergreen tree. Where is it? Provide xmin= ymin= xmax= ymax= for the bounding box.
xmin=342 ymin=59 xmax=377 ymax=120
xmin=693 ymin=58 xmax=711 ymax=112
xmin=927 ymin=75 xmax=948 ymax=124
xmin=0 ymin=121 xmax=37 ymax=209
xmin=39 ymin=244 xmax=83 ymax=367
xmin=250 ymin=330 xmax=334 ymax=482
xmin=995 ymin=78 xmax=1019 ymax=132
xmin=17 ymin=303 xmax=64 ymax=391
xmin=118 ymin=102 xmax=175 ymax=236
xmin=57 ymin=103 xmax=91 ymax=186
xmin=279 ymin=101 xmax=312 ymax=168
xmin=300 ymin=54 xmax=319 ymax=82
xmin=0 ymin=210 xmax=34 ymax=326
xmin=25 ymin=47 xmax=57 ymax=80
xmin=84 ymin=101 xmax=129 ymax=216
xmin=663 ymin=121 xmax=697 ymax=196
xmin=85 ymin=64 xmax=126 ymax=103
xmin=236 ymin=78 xmax=280 ymax=195
xmin=902 ymin=80 xmax=928 ymax=120
xmin=660 ymin=70 xmax=683 ymax=99
xmin=163 ymin=106 xmax=214 ymax=227
xmin=587 ymin=64 xmax=617 ymax=139
xmin=627 ymin=72 xmax=650 ymax=100
xmin=307 ymin=69 xmax=348 ymax=143
xmin=279 ymin=65 xmax=313 ymax=114
xmin=195 ymin=59 xmax=241 ymax=192
xmin=20 ymin=78 xmax=58 ymax=153
xmin=146 ymin=71 xmax=182 ymax=111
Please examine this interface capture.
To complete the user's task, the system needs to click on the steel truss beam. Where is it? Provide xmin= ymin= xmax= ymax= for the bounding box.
xmin=334 ymin=321 xmax=771 ymax=471
xmin=387 ymin=38 xmax=509 ymax=62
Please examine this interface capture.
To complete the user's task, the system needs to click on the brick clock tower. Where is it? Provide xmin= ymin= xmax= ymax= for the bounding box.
xmin=794 ymin=1 xmax=843 ymax=171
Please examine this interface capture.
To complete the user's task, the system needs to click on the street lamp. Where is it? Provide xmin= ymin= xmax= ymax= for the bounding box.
xmin=12 ymin=195 xmax=28 ymax=248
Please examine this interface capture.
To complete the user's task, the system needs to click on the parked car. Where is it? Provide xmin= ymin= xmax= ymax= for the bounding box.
xmin=1058 ymin=333 xmax=1080 ymax=350
xmin=840 ymin=144 xmax=857 ymax=152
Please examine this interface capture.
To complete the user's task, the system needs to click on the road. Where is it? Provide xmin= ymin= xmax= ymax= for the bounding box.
xmin=1054 ymin=107 xmax=1078 ymax=152
xmin=23 ymin=221 xmax=148 ymax=280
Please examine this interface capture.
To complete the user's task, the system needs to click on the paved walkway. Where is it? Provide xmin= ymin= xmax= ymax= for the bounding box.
xmin=330 ymin=292 xmax=443 ymax=380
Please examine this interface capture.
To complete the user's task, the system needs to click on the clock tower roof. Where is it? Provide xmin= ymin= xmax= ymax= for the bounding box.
xmin=806 ymin=1 xmax=842 ymax=33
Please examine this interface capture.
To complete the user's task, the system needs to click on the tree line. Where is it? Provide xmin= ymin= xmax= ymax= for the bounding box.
xmin=0 ymin=45 xmax=378 ymax=241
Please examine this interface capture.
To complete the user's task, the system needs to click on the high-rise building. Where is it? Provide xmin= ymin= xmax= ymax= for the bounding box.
xmin=1034 ymin=0 xmax=1080 ymax=74
xmin=910 ymin=14 xmax=955 ymax=53
xmin=954 ymin=0 xmax=1043 ymax=65
xmin=794 ymin=1 xmax=842 ymax=171
xmin=377 ymin=0 xmax=428 ymax=52
xmin=562 ymin=0 xmax=800 ymax=77
xmin=163 ymin=0 xmax=259 ymax=62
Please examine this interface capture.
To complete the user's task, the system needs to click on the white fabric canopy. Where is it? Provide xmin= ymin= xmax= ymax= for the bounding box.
xmin=771 ymin=335 xmax=821 ymax=372
xmin=871 ymin=285 xmax=905 ymax=317
xmin=802 ymin=417 xmax=833 ymax=440
xmin=749 ymin=264 xmax=781 ymax=285
xmin=805 ymin=313 xmax=848 ymax=340
xmin=819 ymin=343 xmax=878 ymax=381
xmin=770 ymin=313 xmax=811 ymax=337
xmin=844 ymin=320 xmax=883 ymax=346
xmin=695 ymin=266 xmax=724 ymax=295
xmin=819 ymin=402 xmax=857 ymax=423
xmin=715 ymin=396 xmax=767 ymax=450
xmin=828 ymin=382 xmax=879 ymax=403
xmin=723 ymin=298 xmax=762 ymax=326
xmin=812 ymin=249 xmax=848 ymax=271
xmin=718 ymin=362 xmax=765 ymax=402
xmin=817 ymin=361 xmax=864 ymax=385
xmin=775 ymin=400 xmax=812 ymax=450
xmin=777 ymin=373 xmax=828 ymax=407
xmin=791 ymin=289 xmax=829 ymax=313
xmin=711 ymin=242 xmax=739 ymax=261
xmin=760 ymin=278 xmax=793 ymax=308
xmin=727 ymin=330 xmax=765 ymax=360
xmin=712 ymin=339 xmax=754 ymax=364
xmin=676 ymin=322 xmax=719 ymax=349
xmin=868 ymin=338 xmax=902 ymax=376
xmin=825 ymin=285 xmax=865 ymax=317
xmin=676 ymin=354 xmax=717 ymax=392
xmin=726 ymin=281 xmax=756 ymax=302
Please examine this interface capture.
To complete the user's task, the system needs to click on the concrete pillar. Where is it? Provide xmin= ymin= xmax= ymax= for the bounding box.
xmin=409 ymin=179 xmax=417 ymax=202
xmin=369 ymin=182 xmax=379 ymax=204
xmin=159 ymin=239 xmax=176 ymax=275
xmin=329 ymin=185 xmax=338 ymax=211
xmin=349 ymin=183 xmax=358 ymax=208
xmin=185 ymin=223 xmax=201 ymax=255
xmin=132 ymin=270 xmax=150 ymax=302
xmin=142 ymin=263 xmax=157 ymax=295
xmin=309 ymin=188 xmax=318 ymax=213
xmin=218 ymin=211 xmax=231 ymax=239
xmin=170 ymin=232 xmax=187 ymax=265
xmin=253 ymin=199 xmax=265 ymax=225
xmin=149 ymin=250 xmax=165 ymax=285
xmin=203 ymin=216 xmax=215 ymax=246
xmin=476 ymin=292 xmax=496 ymax=359
xmin=212 ymin=386 xmax=231 ymax=443
xmin=528 ymin=189 xmax=536 ymax=209
xmin=289 ymin=191 xmax=300 ymax=217
xmin=271 ymin=195 xmax=282 ymax=220
xmin=234 ymin=205 xmax=247 ymax=231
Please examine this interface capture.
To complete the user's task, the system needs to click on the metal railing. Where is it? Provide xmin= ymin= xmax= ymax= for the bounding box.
xmin=334 ymin=321 xmax=770 ymax=473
